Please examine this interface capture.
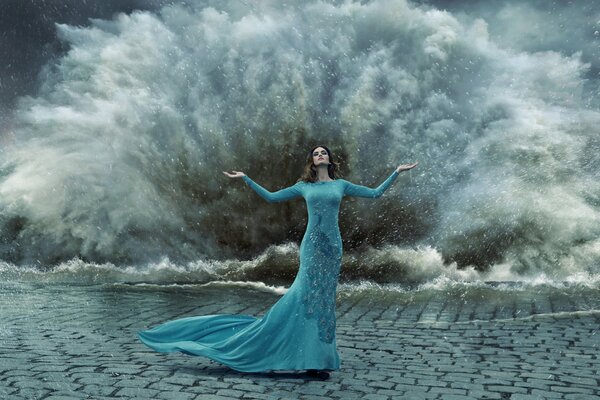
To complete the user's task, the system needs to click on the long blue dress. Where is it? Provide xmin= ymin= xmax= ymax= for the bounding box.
xmin=138 ymin=170 xmax=400 ymax=372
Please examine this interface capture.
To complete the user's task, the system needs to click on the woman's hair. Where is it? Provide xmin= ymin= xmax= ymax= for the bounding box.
xmin=297 ymin=145 xmax=343 ymax=183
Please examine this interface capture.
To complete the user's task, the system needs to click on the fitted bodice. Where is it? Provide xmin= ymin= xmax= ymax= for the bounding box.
xmin=302 ymin=181 xmax=345 ymax=234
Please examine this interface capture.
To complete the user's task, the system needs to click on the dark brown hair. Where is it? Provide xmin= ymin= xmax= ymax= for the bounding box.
xmin=297 ymin=145 xmax=343 ymax=183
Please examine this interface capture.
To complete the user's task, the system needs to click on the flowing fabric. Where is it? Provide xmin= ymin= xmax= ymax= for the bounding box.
xmin=138 ymin=170 xmax=400 ymax=372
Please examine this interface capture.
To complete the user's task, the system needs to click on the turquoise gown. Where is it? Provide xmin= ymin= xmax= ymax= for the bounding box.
xmin=138 ymin=170 xmax=400 ymax=372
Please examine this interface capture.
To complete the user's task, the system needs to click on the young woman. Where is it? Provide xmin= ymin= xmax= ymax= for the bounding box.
xmin=138 ymin=145 xmax=417 ymax=380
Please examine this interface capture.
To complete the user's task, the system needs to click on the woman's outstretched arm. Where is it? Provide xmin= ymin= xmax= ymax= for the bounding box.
xmin=343 ymin=170 xmax=399 ymax=198
xmin=222 ymin=170 xmax=302 ymax=203
xmin=241 ymin=176 xmax=302 ymax=203
xmin=343 ymin=162 xmax=418 ymax=199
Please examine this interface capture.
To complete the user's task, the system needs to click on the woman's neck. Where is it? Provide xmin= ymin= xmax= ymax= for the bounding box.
xmin=316 ymin=166 xmax=333 ymax=182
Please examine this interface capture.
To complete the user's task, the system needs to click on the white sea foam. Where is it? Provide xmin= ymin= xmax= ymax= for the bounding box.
xmin=1 ymin=242 xmax=598 ymax=290
xmin=0 ymin=0 xmax=598 ymax=281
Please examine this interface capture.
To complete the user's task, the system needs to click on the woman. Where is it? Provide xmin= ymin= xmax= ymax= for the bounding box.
xmin=138 ymin=145 xmax=417 ymax=380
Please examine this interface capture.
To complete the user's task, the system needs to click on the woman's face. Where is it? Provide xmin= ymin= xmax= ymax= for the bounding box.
xmin=312 ymin=147 xmax=329 ymax=166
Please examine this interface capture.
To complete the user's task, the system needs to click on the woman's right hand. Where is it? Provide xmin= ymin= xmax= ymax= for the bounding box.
xmin=222 ymin=170 xmax=246 ymax=178
xmin=396 ymin=162 xmax=418 ymax=173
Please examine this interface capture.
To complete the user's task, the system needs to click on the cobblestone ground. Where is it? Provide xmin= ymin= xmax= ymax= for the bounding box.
xmin=0 ymin=282 xmax=599 ymax=399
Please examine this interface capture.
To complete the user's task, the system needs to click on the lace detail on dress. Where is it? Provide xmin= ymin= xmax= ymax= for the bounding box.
xmin=302 ymin=215 xmax=342 ymax=343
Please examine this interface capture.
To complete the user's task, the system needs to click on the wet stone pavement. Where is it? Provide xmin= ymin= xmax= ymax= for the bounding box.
xmin=0 ymin=282 xmax=599 ymax=399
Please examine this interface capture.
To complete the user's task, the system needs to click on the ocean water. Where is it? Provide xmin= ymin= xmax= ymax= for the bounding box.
xmin=1 ymin=254 xmax=598 ymax=322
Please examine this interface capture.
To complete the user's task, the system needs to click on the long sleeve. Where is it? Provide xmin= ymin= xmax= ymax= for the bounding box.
xmin=242 ymin=176 xmax=303 ymax=203
xmin=343 ymin=170 xmax=400 ymax=198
